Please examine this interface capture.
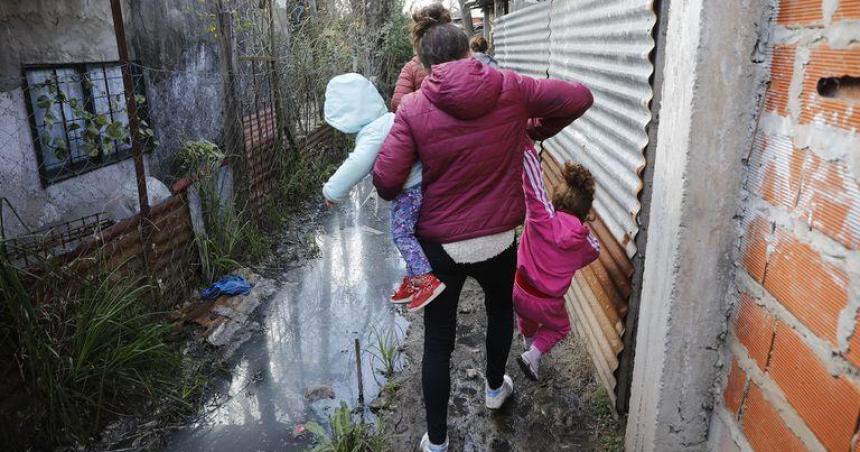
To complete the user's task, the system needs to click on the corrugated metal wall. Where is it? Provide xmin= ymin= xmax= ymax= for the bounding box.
xmin=494 ymin=2 xmax=550 ymax=78
xmin=494 ymin=0 xmax=656 ymax=404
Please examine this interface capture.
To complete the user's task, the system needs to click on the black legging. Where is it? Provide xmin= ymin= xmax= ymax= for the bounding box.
xmin=420 ymin=240 xmax=516 ymax=444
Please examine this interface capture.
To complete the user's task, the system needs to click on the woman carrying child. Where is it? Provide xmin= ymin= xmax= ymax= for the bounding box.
xmin=322 ymin=73 xmax=445 ymax=312
xmin=372 ymin=4 xmax=593 ymax=451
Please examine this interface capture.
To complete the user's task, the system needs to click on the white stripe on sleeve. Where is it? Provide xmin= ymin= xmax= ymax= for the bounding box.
xmin=523 ymin=150 xmax=554 ymax=216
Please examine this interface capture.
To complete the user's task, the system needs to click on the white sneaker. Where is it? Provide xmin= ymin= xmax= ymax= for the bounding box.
xmin=485 ymin=374 xmax=514 ymax=409
xmin=523 ymin=335 xmax=534 ymax=351
xmin=517 ymin=350 xmax=540 ymax=381
xmin=419 ymin=433 xmax=449 ymax=451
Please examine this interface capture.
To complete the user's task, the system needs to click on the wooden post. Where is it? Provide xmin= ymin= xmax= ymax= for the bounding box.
xmin=354 ymin=338 xmax=365 ymax=406
xmin=216 ymin=0 xmax=249 ymax=210
xmin=267 ymin=0 xmax=297 ymax=152
xmin=110 ymin=0 xmax=148 ymax=219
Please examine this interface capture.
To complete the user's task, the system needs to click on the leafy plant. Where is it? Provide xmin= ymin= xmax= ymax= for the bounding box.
xmin=175 ymin=139 xmax=225 ymax=175
xmin=34 ymin=74 xmax=157 ymax=160
xmin=305 ymin=402 xmax=388 ymax=452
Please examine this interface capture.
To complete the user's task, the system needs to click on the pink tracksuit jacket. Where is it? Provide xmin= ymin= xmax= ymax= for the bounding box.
xmin=517 ymin=148 xmax=600 ymax=298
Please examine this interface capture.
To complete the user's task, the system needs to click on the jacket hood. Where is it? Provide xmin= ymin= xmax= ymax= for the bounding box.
xmin=554 ymin=212 xmax=592 ymax=249
xmin=421 ymin=58 xmax=503 ymax=120
xmin=324 ymin=73 xmax=389 ymax=133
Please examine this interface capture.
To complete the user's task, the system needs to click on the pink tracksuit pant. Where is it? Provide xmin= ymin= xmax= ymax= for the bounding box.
xmin=513 ymin=279 xmax=571 ymax=354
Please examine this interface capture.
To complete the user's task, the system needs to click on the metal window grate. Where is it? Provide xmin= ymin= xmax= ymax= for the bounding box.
xmin=22 ymin=62 xmax=152 ymax=186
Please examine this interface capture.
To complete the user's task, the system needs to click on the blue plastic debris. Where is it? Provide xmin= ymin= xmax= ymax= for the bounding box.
xmin=201 ymin=274 xmax=252 ymax=300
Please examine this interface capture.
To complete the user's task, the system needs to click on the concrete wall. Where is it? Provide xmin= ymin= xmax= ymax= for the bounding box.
xmin=710 ymin=1 xmax=860 ymax=451
xmin=624 ymin=0 xmax=775 ymax=449
xmin=127 ymin=0 xmax=224 ymax=177
xmin=0 ymin=0 xmax=223 ymax=238
xmin=0 ymin=0 xmax=146 ymax=237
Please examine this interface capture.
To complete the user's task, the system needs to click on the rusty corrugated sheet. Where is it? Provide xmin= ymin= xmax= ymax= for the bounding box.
xmin=244 ymin=107 xmax=278 ymax=217
xmin=495 ymin=0 xmax=655 ymax=403
xmin=66 ymin=193 xmax=200 ymax=306
xmin=543 ymin=154 xmax=635 ymax=403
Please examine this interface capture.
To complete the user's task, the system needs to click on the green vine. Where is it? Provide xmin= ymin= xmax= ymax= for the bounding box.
xmin=34 ymin=74 xmax=158 ymax=161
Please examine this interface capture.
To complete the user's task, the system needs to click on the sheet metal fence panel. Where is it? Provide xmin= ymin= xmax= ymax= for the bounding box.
xmin=495 ymin=0 xmax=656 ymax=406
xmin=493 ymin=1 xmax=551 ymax=79
xmin=543 ymin=0 xmax=655 ymax=258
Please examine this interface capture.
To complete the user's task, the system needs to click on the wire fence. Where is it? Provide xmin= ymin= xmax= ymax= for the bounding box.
xmin=0 ymin=0 xmax=411 ymax=286
xmin=0 ymin=0 xmax=414 ymax=447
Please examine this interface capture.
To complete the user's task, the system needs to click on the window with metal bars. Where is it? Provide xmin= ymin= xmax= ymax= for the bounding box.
xmin=22 ymin=62 xmax=153 ymax=186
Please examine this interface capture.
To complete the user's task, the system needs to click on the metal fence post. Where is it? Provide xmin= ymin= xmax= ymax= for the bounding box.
xmin=110 ymin=0 xmax=154 ymax=281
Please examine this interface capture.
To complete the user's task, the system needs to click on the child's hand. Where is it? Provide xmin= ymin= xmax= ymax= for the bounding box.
xmin=325 ymin=199 xmax=337 ymax=209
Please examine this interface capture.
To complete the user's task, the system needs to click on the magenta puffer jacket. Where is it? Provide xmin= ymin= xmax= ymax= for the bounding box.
xmin=372 ymin=58 xmax=593 ymax=244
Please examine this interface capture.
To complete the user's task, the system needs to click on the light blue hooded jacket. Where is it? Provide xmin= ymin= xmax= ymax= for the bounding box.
xmin=322 ymin=73 xmax=422 ymax=202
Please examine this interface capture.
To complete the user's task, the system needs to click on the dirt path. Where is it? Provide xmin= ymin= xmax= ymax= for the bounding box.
xmin=376 ymin=281 xmax=624 ymax=451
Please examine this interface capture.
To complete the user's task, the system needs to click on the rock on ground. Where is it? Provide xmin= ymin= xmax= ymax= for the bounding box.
xmin=376 ymin=279 xmax=623 ymax=451
xmin=304 ymin=384 xmax=336 ymax=402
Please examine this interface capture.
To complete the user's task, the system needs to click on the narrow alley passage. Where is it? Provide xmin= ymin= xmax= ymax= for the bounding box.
xmin=166 ymin=181 xmax=408 ymax=452
xmin=163 ymin=179 xmax=622 ymax=451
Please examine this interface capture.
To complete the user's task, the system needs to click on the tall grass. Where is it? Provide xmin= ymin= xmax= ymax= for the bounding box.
xmin=0 ymin=255 xmax=194 ymax=449
xmin=369 ymin=326 xmax=401 ymax=378
xmin=178 ymin=140 xmax=268 ymax=283
xmin=277 ymin=135 xmax=348 ymax=211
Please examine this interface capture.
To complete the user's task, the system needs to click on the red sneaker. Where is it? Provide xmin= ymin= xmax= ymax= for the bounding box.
xmin=390 ymin=277 xmax=415 ymax=304
xmin=407 ymin=274 xmax=446 ymax=312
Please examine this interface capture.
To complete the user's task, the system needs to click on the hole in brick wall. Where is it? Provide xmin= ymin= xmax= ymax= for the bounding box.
xmin=817 ymin=76 xmax=860 ymax=101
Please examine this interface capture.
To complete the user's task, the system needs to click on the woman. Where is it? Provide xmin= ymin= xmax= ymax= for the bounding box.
xmin=389 ymin=7 xmax=451 ymax=111
xmin=469 ymin=35 xmax=498 ymax=68
xmin=391 ymin=55 xmax=427 ymax=112
xmin=372 ymin=4 xmax=593 ymax=451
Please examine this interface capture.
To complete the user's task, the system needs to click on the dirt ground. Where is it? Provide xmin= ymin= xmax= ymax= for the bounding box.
xmin=375 ymin=279 xmax=624 ymax=452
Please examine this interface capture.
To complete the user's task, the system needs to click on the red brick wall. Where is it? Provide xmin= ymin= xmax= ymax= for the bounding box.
xmin=717 ymin=1 xmax=860 ymax=450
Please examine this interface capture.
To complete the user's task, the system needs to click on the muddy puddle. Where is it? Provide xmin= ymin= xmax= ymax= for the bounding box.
xmin=166 ymin=182 xmax=408 ymax=452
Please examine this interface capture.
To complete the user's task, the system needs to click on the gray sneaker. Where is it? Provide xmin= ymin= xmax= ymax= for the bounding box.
xmin=485 ymin=374 xmax=514 ymax=409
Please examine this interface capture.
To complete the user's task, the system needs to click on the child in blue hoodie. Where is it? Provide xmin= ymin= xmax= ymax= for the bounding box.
xmin=321 ymin=73 xmax=445 ymax=311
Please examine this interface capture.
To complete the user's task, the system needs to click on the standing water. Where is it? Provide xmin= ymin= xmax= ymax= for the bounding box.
xmin=167 ymin=182 xmax=408 ymax=451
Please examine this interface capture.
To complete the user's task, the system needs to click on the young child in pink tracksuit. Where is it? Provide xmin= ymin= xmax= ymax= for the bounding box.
xmin=515 ymin=147 xmax=600 ymax=381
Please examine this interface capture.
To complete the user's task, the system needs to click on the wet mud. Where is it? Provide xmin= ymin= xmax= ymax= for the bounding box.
xmin=376 ymin=281 xmax=624 ymax=451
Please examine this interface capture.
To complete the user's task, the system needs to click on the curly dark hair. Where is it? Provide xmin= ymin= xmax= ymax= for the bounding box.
xmin=411 ymin=4 xmax=469 ymax=68
xmin=552 ymin=162 xmax=595 ymax=221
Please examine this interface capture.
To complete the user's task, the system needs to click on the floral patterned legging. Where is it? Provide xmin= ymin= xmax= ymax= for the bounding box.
xmin=390 ymin=185 xmax=432 ymax=276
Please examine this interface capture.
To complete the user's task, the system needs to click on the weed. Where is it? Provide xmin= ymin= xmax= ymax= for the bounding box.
xmin=178 ymin=140 xmax=269 ymax=283
xmin=0 ymin=255 xmax=198 ymax=449
xmin=278 ymin=142 xmax=344 ymax=211
xmin=382 ymin=379 xmax=400 ymax=395
xmin=591 ymin=386 xmax=624 ymax=452
xmin=368 ymin=326 xmax=401 ymax=378
xmin=305 ymin=401 xmax=388 ymax=452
